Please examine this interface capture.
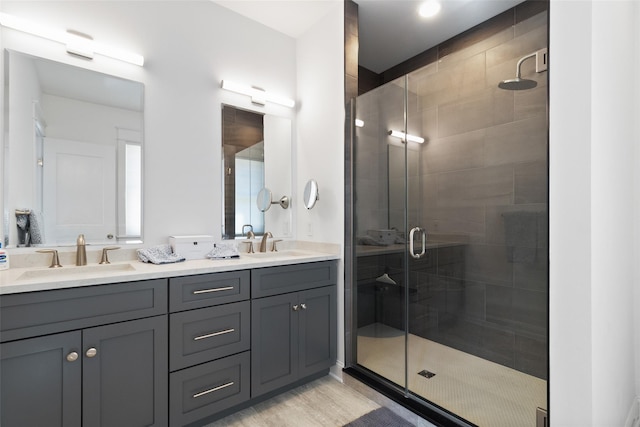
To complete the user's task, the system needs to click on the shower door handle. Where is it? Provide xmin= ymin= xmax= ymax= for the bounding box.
xmin=409 ymin=227 xmax=427 ymax=259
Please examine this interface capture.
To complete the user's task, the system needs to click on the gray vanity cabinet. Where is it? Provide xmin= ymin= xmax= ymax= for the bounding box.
xmin=0 ymin=279 xmax=169 ymax=427
xmin=251 ymin=262 xmax=337 ymax=398
xmin=168 ymin=272 xmax=251 ymax=427
xmin=0 ymin=331 xmax=82 ymax=427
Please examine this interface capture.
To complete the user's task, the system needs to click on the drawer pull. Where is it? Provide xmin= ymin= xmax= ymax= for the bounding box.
xmin=193 ymin=381 xmax=234 ymax=398
xmin=194 ymin=328 xmax=235 ymax=341
xmin=192 ymin=286 xmax=234 ymax=295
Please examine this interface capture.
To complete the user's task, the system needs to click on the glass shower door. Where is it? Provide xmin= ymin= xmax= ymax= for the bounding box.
xmin=402 ymin=49 xmax=548 ymax=426
xmin=353 ymin=76 xmax=409 ymax=392
xmin=352 ymin=42 xmax=548 ymax=425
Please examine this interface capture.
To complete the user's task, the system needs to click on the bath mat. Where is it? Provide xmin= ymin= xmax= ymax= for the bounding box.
xmin=343 ymin=407 xmax=416 ymax=427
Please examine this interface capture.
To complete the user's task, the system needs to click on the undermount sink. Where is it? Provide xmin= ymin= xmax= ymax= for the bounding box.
xmin=243 ymin=250 xmax=313 ymax=258
xmin=18 ymin=263 xmax=136 ymax=280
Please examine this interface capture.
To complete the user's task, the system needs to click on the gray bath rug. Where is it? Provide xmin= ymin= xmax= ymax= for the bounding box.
xmin=344 ymin=407 xmax=416 ymax=427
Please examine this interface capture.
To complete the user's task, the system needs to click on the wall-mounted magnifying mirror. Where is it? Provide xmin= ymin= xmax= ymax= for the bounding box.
xmin=257 ymin=188 xmax=289 ymax=212
xmin=303 ymin=179 xmax=319 ymax=210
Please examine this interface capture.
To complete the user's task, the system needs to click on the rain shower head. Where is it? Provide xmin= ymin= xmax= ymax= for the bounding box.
xmin=498 ymin=77 xmax=537 ymax=91
xmin=498 ymin=48 xmax=547 ymax=91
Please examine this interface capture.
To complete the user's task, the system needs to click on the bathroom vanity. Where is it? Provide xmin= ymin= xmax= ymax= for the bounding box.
xmin=0 ymin=250 xmax=338 ymax=427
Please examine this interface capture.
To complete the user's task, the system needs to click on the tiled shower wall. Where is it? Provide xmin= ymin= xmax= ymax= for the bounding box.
xmin=354 ymin=8 xmax=548 ymax=379
xmin=414 ymin=8 xmax=548 ymax=379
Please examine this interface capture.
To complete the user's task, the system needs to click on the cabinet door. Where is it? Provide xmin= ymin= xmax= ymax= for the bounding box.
xmin=299 ymin=286 xmax=337 ymax=379
xmin=82 ymin=316 xmax=168 ymax=427
xmin=251 ymin=293 xmax=298 ymax=397
xmin=0 ymin=331 xmax=82 ymax=427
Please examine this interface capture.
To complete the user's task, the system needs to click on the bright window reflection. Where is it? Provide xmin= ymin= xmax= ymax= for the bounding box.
xmin=235 ymin=157 xmax=264 ymax=236
xmin=125 ymin=143 xmax=141 ymax=237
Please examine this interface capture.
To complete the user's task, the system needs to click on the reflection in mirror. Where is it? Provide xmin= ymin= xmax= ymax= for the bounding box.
xmin=3 ymin=50 xmax=144 ymax=247
xmin=222 ymin=105 xmax=292 ymax=239
xmin=222 ymin=105 xmax=264 ymax=238
xmin=303 ymin=179 xmax=319 ymax=210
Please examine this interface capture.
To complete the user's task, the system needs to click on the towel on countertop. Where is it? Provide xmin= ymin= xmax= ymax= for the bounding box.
xmin=207 ymin=243 xmax=240 ymax=259
xmin=137 ymin=244 xmax=185 ymax=264
xmin=502 ymin=211 xmax=540 ymax=263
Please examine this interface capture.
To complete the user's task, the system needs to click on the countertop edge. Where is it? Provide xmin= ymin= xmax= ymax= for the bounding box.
xmin=0 ymin=252 xmax=340 ymax=295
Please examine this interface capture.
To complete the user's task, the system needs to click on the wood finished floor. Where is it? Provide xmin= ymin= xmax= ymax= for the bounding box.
xmin=205 ymin=375 xmax=421 ymax=427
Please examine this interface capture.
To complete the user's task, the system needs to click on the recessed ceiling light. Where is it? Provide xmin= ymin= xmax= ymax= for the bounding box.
xmin=419 ymin=0 xmax=442 ymax=18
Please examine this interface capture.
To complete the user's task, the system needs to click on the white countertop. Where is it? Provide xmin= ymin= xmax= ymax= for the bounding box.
xmin=0 ymin=247 xmax=339 ymax=295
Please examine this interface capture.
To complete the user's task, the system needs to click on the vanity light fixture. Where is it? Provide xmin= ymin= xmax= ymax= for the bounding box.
xmin=221 ymin=80 xmax=295 ymax=108
xmin=0 ymin=12 xmax=144 ymax=66
xmin=355 ymin=119 xmax=364 ymax=128
xmin=389 ymin=130 xmax=425 ymax=144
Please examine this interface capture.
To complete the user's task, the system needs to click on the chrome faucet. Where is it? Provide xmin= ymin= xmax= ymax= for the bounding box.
xmin=259 ymin=232 xmax=273 ymax=253
xmin=76 ymin=234 xmax=87 ymax=266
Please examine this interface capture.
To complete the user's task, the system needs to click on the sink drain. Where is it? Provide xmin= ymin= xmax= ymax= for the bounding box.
xmin=418 ymin=370 xmax=436 ymax=379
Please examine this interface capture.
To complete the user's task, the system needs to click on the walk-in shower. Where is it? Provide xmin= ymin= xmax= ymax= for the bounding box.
xmin=345 ymin=6 xmax=549 ymax=427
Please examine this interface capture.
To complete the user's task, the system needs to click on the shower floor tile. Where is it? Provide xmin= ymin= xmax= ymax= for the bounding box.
xmin=357 ymin=323 xmax=547 ymax=427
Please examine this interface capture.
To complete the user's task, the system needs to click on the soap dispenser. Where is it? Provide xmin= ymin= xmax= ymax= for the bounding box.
xmin=0 ymin=242 xmax=9 ymax=270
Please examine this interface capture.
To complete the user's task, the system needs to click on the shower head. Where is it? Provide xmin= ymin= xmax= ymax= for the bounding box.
xmin=498 ymin=77 xmax=537 ymax=91
xmin=498 ymin=49 xmax=546 ymax=91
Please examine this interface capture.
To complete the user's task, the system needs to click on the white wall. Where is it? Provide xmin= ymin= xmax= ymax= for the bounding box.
xmin=295 ymin=3 xmax=345 ymax=371
xmin=1 ymin=0 xmax=296 ymax=245
xmin=549 ymin=0 xmax=639 ymax=425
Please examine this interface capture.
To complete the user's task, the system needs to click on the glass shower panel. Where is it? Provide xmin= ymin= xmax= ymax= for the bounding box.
xmin=403 ymin=45 xmax=548 ymax=426
xmin=353 ymin=77 xmax=409 ymax=391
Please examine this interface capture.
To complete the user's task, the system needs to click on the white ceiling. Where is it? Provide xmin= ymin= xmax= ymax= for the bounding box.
xmin=212 ymin=0 xmax=524 ymax=74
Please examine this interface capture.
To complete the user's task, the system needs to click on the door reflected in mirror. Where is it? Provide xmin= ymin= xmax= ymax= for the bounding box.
xmin=3 ymin=50 xmax=144 ymax=247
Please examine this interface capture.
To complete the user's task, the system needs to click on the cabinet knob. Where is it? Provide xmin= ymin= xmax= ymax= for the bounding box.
xmin=66 ymin=351 xmax=79 ymax=362
xmin=86 ymin=347 xmax=98 ymax=358
xmin=292 ymin=304 xmax=299 ymax=311
xmin=301 ymin=303 xmax=307 ymax=310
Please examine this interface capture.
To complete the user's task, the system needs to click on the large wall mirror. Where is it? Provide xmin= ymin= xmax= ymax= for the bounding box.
xmin=221 ymin=104 xmax=291 ymax=240
xmin=3 ymin=50 xmax=144 ymax=247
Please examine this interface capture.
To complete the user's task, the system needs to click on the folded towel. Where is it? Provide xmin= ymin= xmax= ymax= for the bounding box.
xmin=137 ymin=244 xmax=185 ymax=264
xmin=357 ymin=235 xmax=391 ymax=246
xmin=357 ymin=234 xmax=406 ymax=246
xmin=29 ymin=211 xmax=43 ymax=244
xmin=207 ymin=243 xmax=240 ymax=259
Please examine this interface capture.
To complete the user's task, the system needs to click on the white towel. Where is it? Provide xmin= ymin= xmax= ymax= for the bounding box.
xmin=137 ymin=244 xmax=185 ymax=264
xmin=207 ymin=243 xmax=240 ymax=259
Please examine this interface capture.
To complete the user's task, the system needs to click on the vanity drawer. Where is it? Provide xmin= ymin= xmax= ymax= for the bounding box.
xmin=169 ymin=301 xmax=250 ymax=371
xmin=169 ymin=271 xmax=249 ymax=312
xmin=169 ymin=351 xmax=250 ymax=427
xmin=0 ymin=279 xmax=168 ymax=342
xmin=251 ymin=261 xmax=337 ymax=298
